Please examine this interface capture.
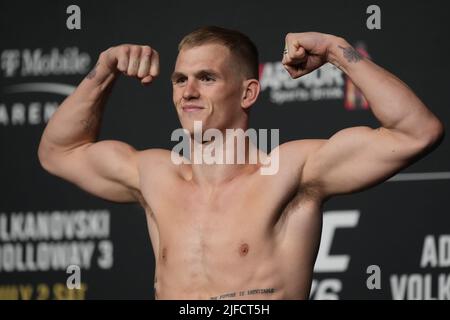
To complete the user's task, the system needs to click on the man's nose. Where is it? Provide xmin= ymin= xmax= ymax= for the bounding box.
xmin=182 ymin=79 xmax=200 ymax=100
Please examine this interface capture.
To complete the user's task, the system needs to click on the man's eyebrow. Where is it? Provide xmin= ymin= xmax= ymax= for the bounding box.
xmin=171 ymin=71 xmax=185 ymax=81
xmin=171 ymin=69 xmax=221 ymax=81
xmin=195 ymin=69 xmax=220 ymax=78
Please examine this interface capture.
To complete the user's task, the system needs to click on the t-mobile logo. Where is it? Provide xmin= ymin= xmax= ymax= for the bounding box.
xmin=1 ymin=50 xmax=21 ymax=77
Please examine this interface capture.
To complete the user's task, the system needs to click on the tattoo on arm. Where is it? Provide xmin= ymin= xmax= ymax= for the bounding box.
xmin=86 ymin=63 xmax=99 ymax=79
xmin=210 ymin=288 xmax=276 ymax=300
xmin=338 ymin=45 xmax=363 ymax=63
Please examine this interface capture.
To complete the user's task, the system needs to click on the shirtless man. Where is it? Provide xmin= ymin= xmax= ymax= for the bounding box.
xmin=37 ymin=26 xmax=444 ymax=299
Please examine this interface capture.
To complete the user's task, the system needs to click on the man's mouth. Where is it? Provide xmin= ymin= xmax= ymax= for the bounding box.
xmin=182 ymin=104 xmax=205 ymax=112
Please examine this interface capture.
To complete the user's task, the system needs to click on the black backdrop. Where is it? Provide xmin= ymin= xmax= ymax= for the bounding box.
xmin=1 ymin=0 xmax=449 ymax=299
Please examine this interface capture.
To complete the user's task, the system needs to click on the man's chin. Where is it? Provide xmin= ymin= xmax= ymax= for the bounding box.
xmin=180 ymin=120 xmax=209 ymax=135
xmin=182 ymin=125 xmax=226 ymax=143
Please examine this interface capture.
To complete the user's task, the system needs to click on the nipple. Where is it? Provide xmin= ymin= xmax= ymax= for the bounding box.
xmin=239 ymin=243 xmax=249 ymax=256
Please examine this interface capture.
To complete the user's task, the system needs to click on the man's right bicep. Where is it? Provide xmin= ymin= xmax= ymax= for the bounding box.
xmin=41 ymin=140 xmax=140 ymax=203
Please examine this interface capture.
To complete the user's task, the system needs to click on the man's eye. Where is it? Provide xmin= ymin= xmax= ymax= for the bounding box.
xmin=175 ymin=78 xmax=186 ymax=84
xmin=201 ymin=75 xmax=215 ymax=82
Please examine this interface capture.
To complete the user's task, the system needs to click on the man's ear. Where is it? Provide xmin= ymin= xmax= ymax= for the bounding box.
xmin=241 ymin=79 xmax=260 ymax=109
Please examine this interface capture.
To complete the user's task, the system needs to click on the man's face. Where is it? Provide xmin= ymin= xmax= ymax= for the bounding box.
xmin=172 ymin=43 xmax=246 ymax=135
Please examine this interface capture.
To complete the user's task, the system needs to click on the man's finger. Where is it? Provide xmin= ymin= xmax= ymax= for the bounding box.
xmin=287 ymin=43 xmax=306 ymax=63
xmin=149 ymin=50 xmax=160 ymax=77
xmin=127 ymin=46 xmax=141 ymax=76
xmin=117 ymin=46 xmax=130 ymax=73
xmin=141 ymin=75 xmax=154 ymax=84
xmin=137 ymin=47 xmax=152 ymax=78
xmin=293 ymin=46 xmax=306 ymax=60
xmin=283 ymin=63 xmax=304 ymax=79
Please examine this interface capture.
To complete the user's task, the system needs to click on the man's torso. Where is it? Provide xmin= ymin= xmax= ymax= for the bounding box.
xmin=136 ymin=141 xmax=324 ymax=299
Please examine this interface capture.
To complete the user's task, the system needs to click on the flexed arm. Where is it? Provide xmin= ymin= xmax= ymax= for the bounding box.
xmin=282 ymin=32 xmax=444 ymax=198
xmin=38 ymin=44 xmax=160 ymax=202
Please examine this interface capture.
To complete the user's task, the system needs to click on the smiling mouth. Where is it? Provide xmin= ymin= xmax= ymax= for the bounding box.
xmin=182 ymin=105 xmax=205 ymax=112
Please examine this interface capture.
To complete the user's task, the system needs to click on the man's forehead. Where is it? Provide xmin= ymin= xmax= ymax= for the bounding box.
xmin=175 ymin=43 xmax=232 ymax=71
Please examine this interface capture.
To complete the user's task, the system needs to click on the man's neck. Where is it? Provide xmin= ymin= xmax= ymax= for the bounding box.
xmin=188 ymin=133 xmax=263 ymax=188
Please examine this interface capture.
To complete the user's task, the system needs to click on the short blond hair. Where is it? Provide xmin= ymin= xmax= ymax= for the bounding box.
xmin=178 ymin=26 xmax=259 ymax=80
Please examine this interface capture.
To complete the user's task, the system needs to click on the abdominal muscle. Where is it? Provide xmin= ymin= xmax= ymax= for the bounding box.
xmin=149 ymin=205 xmax=317 ymax=300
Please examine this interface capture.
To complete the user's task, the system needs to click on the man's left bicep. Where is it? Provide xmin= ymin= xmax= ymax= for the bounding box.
xmin=301 ymin=126 xmax=428 ymax=197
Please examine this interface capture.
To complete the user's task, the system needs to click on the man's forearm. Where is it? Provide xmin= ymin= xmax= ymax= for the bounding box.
xmin=327 ymin=37 xmax=444 ymax=142
xmin=39 ymin=60 xmax=118 ymax=152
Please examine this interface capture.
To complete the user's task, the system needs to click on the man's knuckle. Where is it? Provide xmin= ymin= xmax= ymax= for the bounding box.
xmin=130 ymin=45 xmax=140 ymax=55
xmin=142 ymin=45 xmax=152 ymax=53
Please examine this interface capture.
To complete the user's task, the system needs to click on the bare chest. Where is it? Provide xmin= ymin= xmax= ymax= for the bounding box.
xmin=146 ymin=172 xmax=317 ymax=261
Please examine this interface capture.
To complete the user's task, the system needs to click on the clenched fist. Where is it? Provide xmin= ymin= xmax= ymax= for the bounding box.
xmin=98 ymin=44 xmax=160 ymax=84
xmin=282 ymin=32 xmax=337 ymax=79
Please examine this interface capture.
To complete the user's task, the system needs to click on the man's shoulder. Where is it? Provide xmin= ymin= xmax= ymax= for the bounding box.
xmin=137 ymin=148 xmax=172 ymax=161
xmin=276 ymin=139 xmax=327 ymax=165
xmin=136 ymin=148 xmax=180 ymax=169
xmin=136 ymin=148 xmax=186 ymax=177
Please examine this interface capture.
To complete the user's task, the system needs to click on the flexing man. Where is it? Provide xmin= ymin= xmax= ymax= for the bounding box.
xmin=38 ymin=26 xmax=444 ymax=299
